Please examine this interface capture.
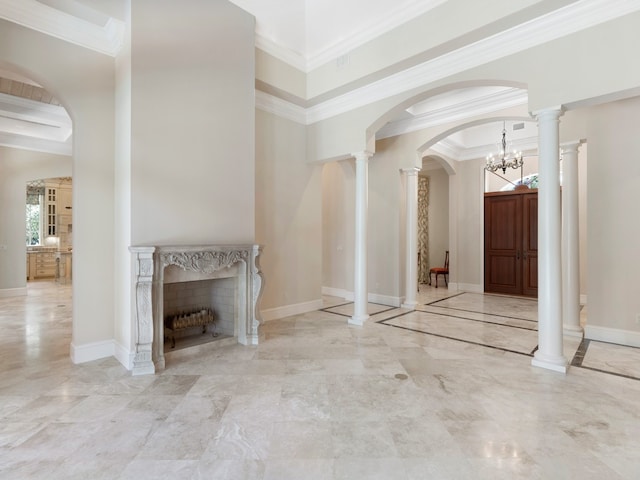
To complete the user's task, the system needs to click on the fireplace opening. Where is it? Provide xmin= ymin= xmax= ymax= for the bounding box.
xmin=163 ymin=277 xmax=236 ymax=352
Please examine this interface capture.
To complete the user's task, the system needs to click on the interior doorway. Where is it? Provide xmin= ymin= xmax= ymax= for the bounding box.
xmin=484 ymin=189 xmax=538 ymax=296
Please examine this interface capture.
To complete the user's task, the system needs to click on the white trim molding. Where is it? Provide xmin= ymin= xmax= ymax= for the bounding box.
xmin=455 ymin=283 xmax=483 ymax=293
xmin=0 ymin=0 xmax=124 ymax=56
xmin=0 ymin=287 xmax=27 ymax=298
xmin=255 ymin=90 xmax=306 ymax=124
xmin=376 ymin=88 xmax=528 ymax=140
xmin=321 ymin=286 xmax=401 ymax=308
xmin=322 ymin=286 xmax=353 ymax=301
xmin=585 ymin=325 xmax=640 ymax=349
xmin=369 ymin=293 xmax=402 ymax=308
xmin=114 ymin=341 xmax=134 ymax=371
xmin=70 ymin=339 xmax=115 ymax=364
xmin=259 ymin=0 xmax=640 ymax=125
xmin=261 ymin=299 xmax=324 ymax=322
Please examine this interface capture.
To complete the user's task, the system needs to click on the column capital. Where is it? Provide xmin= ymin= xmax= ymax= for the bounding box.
xmin=352 ymin=151 xmax=374 ymax=162
xmin=401 ymin=167 xmax=420 ymax=176
xmin=560 ymin=139 xmax=585 ymax=153
xmin=530 ymin=105 xmax=565 ymax=121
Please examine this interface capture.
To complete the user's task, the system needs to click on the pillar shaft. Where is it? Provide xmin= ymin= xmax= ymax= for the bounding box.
xmin=402 ymin=168 xmax=420 ymax=309
xmin=532 ymin=107 xmax=567 ymax=373
xmin=351 ymin=152 xmax=372 ymax=325
xmin=561 ymin=141 xmax=583 ymax=335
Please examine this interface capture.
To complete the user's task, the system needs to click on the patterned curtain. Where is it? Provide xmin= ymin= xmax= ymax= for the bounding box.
xmin=418 ymin=176 xmax=429 ymax=284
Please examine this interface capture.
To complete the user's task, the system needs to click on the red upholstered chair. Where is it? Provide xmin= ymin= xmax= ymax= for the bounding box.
xmin=429 ymin=251 xmax=449 ymax=288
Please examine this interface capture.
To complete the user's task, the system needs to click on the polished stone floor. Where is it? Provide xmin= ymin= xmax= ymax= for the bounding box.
xmin=1 ymin=280 xmax=640 ymax=479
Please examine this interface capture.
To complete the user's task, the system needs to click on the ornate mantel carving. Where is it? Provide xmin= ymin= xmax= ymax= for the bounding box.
xmin=129 ymin=244 xmax=264 ymax=375
xmin=161 ymin=250 xmax=249 ymax=274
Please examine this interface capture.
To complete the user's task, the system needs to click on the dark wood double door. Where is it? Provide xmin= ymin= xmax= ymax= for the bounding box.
xmin=484 ymin=190 xmax=538 ymax=297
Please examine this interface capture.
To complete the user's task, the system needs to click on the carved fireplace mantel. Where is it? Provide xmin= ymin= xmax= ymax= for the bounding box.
xmin=129 ymin=244 xmax=263 ymax=375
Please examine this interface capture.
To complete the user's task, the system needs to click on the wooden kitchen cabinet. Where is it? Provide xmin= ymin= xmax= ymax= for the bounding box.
xmin=45 ymin=186 xmax=57 ymax=236
xmin=27 ymin=251 xmax=58 ymax=280
xmin=57 ymin=186 xmax=72 ymax=212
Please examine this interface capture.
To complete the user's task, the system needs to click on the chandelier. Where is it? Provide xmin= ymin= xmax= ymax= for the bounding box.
xmin=485 ymin=122 xmax=523 ymax=174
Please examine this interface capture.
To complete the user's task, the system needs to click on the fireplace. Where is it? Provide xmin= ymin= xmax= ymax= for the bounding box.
xmin=129 ymin=245 xmax=263 ymax=375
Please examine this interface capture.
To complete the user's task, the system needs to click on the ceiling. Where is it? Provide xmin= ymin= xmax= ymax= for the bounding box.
xmin=0 ymin=0 xmax=543 ymax=161
xmin=229 ymin=0 xmax=448 ymax=70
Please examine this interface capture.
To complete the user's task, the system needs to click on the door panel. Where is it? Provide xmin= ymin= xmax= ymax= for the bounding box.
xmin=484 ymin=195 xmax=522 ymax=295
xmin=484 ymin=191 xmax=538 ymax=297
xmin=522 ymin=193 xmax=538 ymax=296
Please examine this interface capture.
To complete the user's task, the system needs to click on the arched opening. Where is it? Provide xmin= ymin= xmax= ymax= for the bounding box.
xmin=0 ymin=66 xmax=75 ymax=368
xmin=418 ymin=155 xmax=450 ymax=286
xmin=0 ymin=25 xmax=117 ymax=367
xmin=364 ymin=82 xmax=531 ymax=301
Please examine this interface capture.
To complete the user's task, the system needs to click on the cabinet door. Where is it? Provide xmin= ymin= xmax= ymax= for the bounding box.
xmin=484 ymin=194 xmax=523 ymax=295
xmin=58 ymin=187 xmax=72 ymax=211
xmin=46 ymin=187 xmax=57 ymax=236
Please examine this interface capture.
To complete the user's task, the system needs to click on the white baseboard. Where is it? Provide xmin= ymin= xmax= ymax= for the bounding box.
xmin=368 ymin=293 xmax=401 ymax=307
xmin=456 ymin=283 xmax=483 ymax=293
xmin=580 ymin=294 xmax=587 ymax=305
xmin=322 ymin=286 xmax=400 ymax=307
xmin=114 ymin=341 xmax=134 ymax=370
xmin=261 ymin=299 xmax=324 ymax=322
xmin=0 ymin=287 xmax=27 ymax=298
xmin=70 ymin=340 xmax=115 ymax=364
xmin=584 ymin=325 xmax=640 ymax=348
xmin=322 ymin=286 xmax=352 ymax=300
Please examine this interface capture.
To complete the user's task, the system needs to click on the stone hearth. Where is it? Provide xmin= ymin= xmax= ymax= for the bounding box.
xmin=129 ymin=245 xmax=263 ymax=375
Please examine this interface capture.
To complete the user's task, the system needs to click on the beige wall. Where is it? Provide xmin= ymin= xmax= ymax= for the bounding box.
xmin=255 ymin=109 xmax=322 ymax=314
xmin=586 ymin=97 xmax=640 ymax=338
xmin=322 ymin=161 xmax=355 ymax=294
xmin=368 ymin=148 xmax=402 ymax=300
xmin=129 ymin=0 xmax=256 ymax=246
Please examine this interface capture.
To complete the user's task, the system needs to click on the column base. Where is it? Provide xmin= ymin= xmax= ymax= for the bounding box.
xmin=349 ymin=314 xmax=369 ymax=326
xmin=532 ymin=351 xmax=567 ymax=373
xmin=563 ymin=324 xmax=584 ymax=337
xmin=401 ymin=300 xmax=418 ymax=310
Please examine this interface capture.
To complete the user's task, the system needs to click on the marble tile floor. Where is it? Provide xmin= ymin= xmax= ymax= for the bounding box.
xmin=1 ymin=281 xmax=640 ymax=479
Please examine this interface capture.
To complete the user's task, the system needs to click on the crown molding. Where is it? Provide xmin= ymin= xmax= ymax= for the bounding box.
xmin=0 ymin=131 xmax=71 ymax=155
xmin=255 ymin=34 xmax=307 ymax=72
xmin=431 ymin=135 xmax=539 ymax=162
xmin=300 ymin=0 xmax=640 ymax=124
xmin=376 ymin=88 xmax=528 ymax=140
xmin=305 ymin=0 xmax=448 ymax=72
xmin=255 ymin=90 xmax=306 ymax=124
xmin=252 ymin=0 xmax=448 ymax=73
xmin=0 ymin=0 xmax=124 ymax=56
xmin=0 ymin=92 xmax=70 ymax=125
xmin=0 ymin=92 xmax=72 ymax=142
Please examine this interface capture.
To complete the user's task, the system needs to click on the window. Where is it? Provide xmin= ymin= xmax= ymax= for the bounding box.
xmin=500 ymin=173 xmax=539 ymax=191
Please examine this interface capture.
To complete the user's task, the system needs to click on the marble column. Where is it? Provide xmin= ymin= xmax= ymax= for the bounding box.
xmin=531 ymin=107 xmax=567 ymax=373
xmin=402 ymin=168 xmax=420 ymax=309
xmin=351 ymin=151 xmax=372 ymax=325
xmin=561 ymin=141 xmax=583 ymax=336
